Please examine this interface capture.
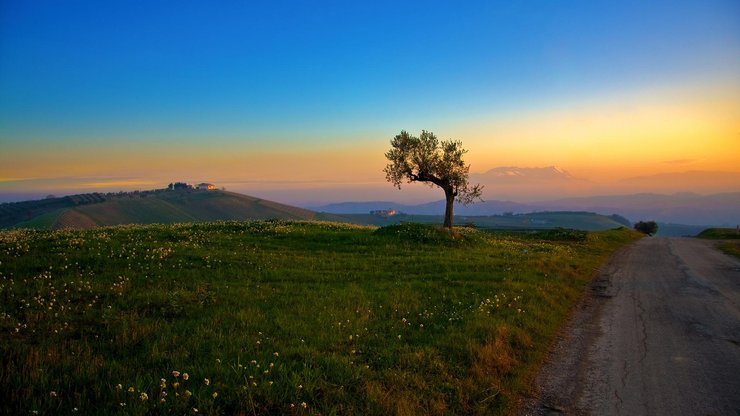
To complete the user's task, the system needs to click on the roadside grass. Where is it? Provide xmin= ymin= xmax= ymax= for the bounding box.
xmin=0 ymin=221 xmax=640 ymax=415
xmin=717 ymin=242 xmax=740 ymax=259
xmin=697 ymin=228 xmax=740 ymax=240
xmin=697 ymin=228 xmax=740 ymax=259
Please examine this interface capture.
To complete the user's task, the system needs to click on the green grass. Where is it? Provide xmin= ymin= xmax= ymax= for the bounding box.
xmin=334 ymin=212 xmax=626 ymax=231
xmin=11 ymin=208 xmax=68 ymax=229
xmin=717 ymin=241 xmax=740 ymax=259
xmin=68 ymin=191 xmax=324 ymax=226
xmin=0 ymin=221 xmax=640 ymax=415
xmin=697 ymin=228 xmax=740 ymax=259
xmin=2 ymin=190 xmax=329 ymax=230
xmin=697 ymin=227 xmax=740 ymax=240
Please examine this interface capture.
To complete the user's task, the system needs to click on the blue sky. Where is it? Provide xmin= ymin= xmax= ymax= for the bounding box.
xmin=1 ymin=0 xmax=739 ymax=203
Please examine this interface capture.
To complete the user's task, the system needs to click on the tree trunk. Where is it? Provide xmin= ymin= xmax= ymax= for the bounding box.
xmin=443 ymin=190 xmax=454 ymax=228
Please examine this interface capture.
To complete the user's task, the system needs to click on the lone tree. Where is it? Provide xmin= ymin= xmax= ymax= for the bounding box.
xmin=634 ymin=220 xmax=658 ymax=236
xmin=384 ymin=130 xmax=482 ymax=228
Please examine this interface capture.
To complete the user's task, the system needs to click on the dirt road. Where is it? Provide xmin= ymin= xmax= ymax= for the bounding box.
xmin=527 ymin=237 xmax=740 ymax=416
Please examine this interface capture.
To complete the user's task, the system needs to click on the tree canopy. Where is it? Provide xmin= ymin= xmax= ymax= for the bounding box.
xmin=634 ymin=220 xmax=659 ymax=236
xmin=384 ymin=130 xmax=482 ymax=228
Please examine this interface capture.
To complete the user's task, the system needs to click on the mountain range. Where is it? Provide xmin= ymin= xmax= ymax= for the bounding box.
xmin=464 ymin=167 xmax=740 ymax=202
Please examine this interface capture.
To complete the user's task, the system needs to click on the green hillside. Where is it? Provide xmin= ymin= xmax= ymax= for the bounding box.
xmin=0 ymin=221 xmax=641 ymax=415
xmin=697 ymin=227 xmax=740 ymax=240
xmin=334 ymin=211 xmax=627 ymax=231
xmin=63 ymin=190 xmax=328 ymax=227
xmin=697 ymin=227 xmax=740 ymax=259
xmin=1 ymin=190 xmax=329 ymax=229
xmin=3 ymin=190 xmax=627 ymax=232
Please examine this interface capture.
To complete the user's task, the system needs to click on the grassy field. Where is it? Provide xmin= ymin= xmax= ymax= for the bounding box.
xmin=333 ymin=212 xmax=626 ymax=231
xmin=0 ymin=221 xmax=640 ymax=415
xmin=697 ymin=227 xmax=740 ymax=259
xmin=1 ymin=190 xmax=337 ymax=230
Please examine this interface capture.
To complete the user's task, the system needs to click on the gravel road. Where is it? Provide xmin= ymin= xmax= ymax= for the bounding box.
xmin=525 ymin=237 xmax=740 ymax=416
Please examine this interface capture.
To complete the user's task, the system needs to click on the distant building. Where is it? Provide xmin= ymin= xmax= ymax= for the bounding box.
xmin=197 ymin=183 xmax=216 ymax=190
xmin=370 ymin=208 xmax=397 ymax=217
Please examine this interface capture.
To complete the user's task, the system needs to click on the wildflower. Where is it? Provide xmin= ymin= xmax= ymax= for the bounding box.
xmin=116 ymin=384 xmax=123 ymax=390
xmin=128 ymin=387 xmax=135 ymax=393
xmin=301 ymin=402 xmax=308 ymax=408
xmin=184 ymin=390 xmax=192 ymax=398
xmin=192 ymin=408 xmax=198 ymax=413
xmin=49 ymin=391 xmax=57 ymax=398
xmin=160 ymin=378 xmax=167 ymax=388
xmin=204 ymin=378 xmax=210 ymax=385
xmin=139 ymin=392 xmax=149 ymax=401
xmin=273 ymin=351 xmax=279 ymax=357
xmin=182 ymin=373 xmax=189 ymax=381
xmin=173 ymin=382 xmax=180 ymax=389
xmin=172 ymin=370 xmax=180 ymax=378
xmin=212 ymin=392 xmax=219 ymax=399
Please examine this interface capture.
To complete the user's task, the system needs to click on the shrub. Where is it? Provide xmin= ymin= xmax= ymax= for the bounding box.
xmin=634 ymin=221 xmax=658 ymax=236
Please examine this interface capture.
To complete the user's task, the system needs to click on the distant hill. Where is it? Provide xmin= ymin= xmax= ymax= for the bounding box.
xmin=2 ymin=190 xmax=331 ymax=229
xmin=314 ymin=192 xmax=740 ymax=228
xmin=469 ymin=166 xmax=595 ymax=200
xmin=311 ymin=199 xmax=535 ymax=216
xmin=536 ymin=192 xmax=740 ymax=226
xmin=329 ymin=211 xmax=627 ymax=231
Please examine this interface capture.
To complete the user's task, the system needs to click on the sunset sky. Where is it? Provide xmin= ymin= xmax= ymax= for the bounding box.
xmin=1 ymin=1 xmax=739 ymax=204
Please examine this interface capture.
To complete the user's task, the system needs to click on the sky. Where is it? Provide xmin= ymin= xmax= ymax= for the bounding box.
xmin=1 ymin=0 xmax=739 ymax=204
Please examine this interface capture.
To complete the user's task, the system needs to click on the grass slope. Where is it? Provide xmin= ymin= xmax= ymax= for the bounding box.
xmin=697 ymin=227 xmax=740 ymax=259
xmin=335 ymin=211 xmax=626 ymax=231
xmin=10 ymin=208 xmax=67 ymax=229
xmin=53 ymin=190 xmax=325 ymax=229
xmin=0 ymin=221 xmax=640 ymax=415
xmin=1 ymin=190 xmax=330 ymax=230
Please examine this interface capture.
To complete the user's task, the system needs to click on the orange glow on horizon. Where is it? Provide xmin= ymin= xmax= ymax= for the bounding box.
xmin=1 ymin=84 xmax=738 ymax=199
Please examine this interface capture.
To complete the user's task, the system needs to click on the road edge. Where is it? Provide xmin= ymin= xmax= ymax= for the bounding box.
xmin=519 ymin=242 xmax=637 ymax=415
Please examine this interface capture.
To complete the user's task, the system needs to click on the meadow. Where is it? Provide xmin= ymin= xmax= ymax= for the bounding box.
xmin=0 ymin=220 xmax=639 ymax=415
xmin=698 ymin=227 xmax=740 ymax=258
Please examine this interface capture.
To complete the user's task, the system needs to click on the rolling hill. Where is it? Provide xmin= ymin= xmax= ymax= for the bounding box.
xmin=313 ymin=192 xmax=740 ymax=229
xmin=331 ymin=211 xmax=629 ymax=231
xmin=1 ymin=189 xmax=332 ymax=229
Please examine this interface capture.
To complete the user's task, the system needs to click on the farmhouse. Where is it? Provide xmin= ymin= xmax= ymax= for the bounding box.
xmin=370 ymin=208 xmax=397 ymax=217
xmin=197 ymin=183 xmax=217 ymax=190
